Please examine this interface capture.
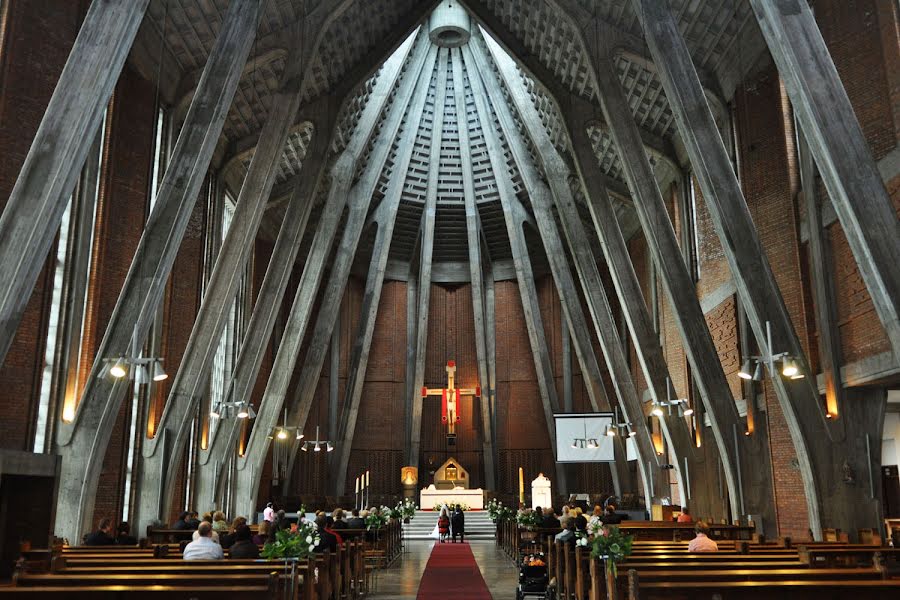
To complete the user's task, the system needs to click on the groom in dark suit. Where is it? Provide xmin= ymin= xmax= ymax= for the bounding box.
xmin=451 ymin=505 xmax=465 ymax=543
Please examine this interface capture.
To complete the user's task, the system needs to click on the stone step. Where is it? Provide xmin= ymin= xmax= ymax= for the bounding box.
xmin=401 ymin=510 xmax=497 ymax=540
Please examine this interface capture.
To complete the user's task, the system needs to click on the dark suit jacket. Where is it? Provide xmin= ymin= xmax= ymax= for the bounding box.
xmin=451 ymin=511 xmax=465 ymax=534
xmin=346 ymin=517 xmax=366 ymax=529
xmin=229 ymin=540 xmax=260 ymax=559
xmin=542 ymin=516 xmax=561 ymax=529
xmin=84 ymin=531 xmax=115 ymax=546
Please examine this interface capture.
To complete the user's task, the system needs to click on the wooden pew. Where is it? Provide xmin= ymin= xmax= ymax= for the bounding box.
xmin=625 ymin=578 xmax=900 ymax=600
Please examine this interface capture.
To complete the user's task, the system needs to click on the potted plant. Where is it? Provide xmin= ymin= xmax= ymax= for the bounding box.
xmin=397 ymin=498 xmax=417 ymax=524
xmin=587 ymin=524 xmax=634 ymax=599
xmin=516 ymin=508 xmax=542 ymax=541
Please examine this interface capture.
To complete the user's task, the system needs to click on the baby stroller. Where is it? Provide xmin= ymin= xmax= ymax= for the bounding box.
xmin=516 ymin=552 xmax=552 ymax=600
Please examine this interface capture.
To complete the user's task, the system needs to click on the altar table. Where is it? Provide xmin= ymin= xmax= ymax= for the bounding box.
xmin=420 ymin=487 xmax=485 ymax=509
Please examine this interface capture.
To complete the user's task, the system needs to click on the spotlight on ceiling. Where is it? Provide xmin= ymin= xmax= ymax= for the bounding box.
xmin=752 ymin=362 xmax=764 ymax=381
xmin=151 ymin=361 xmax=168 ymax=382
xmin=738 ymin=359 xmax=753 ymax=380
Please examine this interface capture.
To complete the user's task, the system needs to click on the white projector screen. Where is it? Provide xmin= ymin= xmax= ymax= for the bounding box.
xmin=554 ymin=413 xmax=615 ymax=463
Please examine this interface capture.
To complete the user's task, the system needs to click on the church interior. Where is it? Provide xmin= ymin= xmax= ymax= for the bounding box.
xmin=1 ymin=0 xmax=899 ymax=597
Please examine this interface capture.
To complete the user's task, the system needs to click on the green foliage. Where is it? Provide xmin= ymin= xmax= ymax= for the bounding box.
xmin=260 ymin=524 xmax=320 ymax=560
xmin=589 ymin=525 xmax=634 ymax=576
xmin=396 ymin=498 xmax=418 ymax=520
xmin=516 ymin=508 xmax=542 ymax=529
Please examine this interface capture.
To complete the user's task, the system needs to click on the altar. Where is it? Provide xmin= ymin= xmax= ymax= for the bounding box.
xmin=420 ymin=486 xmax=485 ymax=510
xmin=419 ymin=457 xmax=484 ymax=509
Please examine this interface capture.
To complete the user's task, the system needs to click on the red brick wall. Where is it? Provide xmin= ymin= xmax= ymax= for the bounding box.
xmin=811 ymin=0 xmax=900 ymax=365
xmin=0 ymin=0 xmax=85 ymax=450
xmin=86 ymin=64 xmax=156 ymax=525
xmin=733 ymin=67 xmax=811 ymax=539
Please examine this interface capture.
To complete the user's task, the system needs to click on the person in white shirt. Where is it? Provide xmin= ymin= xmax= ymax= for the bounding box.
xmin=263 ymin=502 xmax=276 ymax=523
xmin=687 ymin=521 xmax=719 ymax=553
xmin=183 ymin=522 xmax=224 ymax=560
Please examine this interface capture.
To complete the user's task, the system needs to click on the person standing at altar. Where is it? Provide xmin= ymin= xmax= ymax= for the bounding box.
xmin=451 ymin=505 xmax=465 ymax=543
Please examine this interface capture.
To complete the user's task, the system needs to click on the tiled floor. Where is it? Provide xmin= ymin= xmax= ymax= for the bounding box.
xmin=373 ymin=540 xmax=520 ymax=600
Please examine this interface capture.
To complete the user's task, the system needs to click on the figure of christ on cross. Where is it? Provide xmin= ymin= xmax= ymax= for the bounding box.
xmin=421 ymin=360 xmax=480 ymax=442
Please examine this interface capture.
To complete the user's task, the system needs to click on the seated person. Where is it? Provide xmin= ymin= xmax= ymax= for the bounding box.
xmin=187 ymin=511 xmax=201 ymax=528
xmin=592 ymin=504 xmax=603 ymax=518
xmin=574 ymin=512 xmax=588 ymax=533
xmin=183 ymin=522 xmax=224 ymax=560
xmin=602 ymin=504 xmax=624 ymax=525
xmin=212 ymin=511 xmax=229 ymax=532
xmin=346 ymin=508 xmax=365 ymax=530
xmin=677 ymin=507 xmax=693 ymax=523
xmin=687 ymin=521 xmax=719 ymax=553
xmin=171 ymin=511 xmax=193 ymax=530
xmin=228 ymin=525 xmax=259 ymax=559
xmin=252 ymin=520 xmax=270 ymax=546
xmin=220 ymin=516 xmax=247 ymax=550
xmin=192 ymin=513 xmax=220 ymax=543
xmin=84 ymin=518 xmax=116 ymax=546
xmin=331 ymin=508 xmax=348 ymax=530
xmin=541 ymin=507 xmax=561 ymax=529
xmin=554 ymin=520 xmax=576 ymax=544
xmin=115 ymin=522 xmax=138 ymax=545
xmin=324 ymin=516 xmax=344 ymax=545
xmin=316 ymin=515 xmax=338 ymax=553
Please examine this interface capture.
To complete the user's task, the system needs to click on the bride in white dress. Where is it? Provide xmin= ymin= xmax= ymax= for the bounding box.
xmin=430 ymin=503 xmax=449 ymax=539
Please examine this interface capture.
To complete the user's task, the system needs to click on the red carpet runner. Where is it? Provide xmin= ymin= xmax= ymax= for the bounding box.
xmin=416 ymin=542 xmax=492 ymax=600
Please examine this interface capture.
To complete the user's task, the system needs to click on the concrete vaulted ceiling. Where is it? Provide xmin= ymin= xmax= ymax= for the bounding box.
xmin=131 ymin=0 xmax=766 ymax=268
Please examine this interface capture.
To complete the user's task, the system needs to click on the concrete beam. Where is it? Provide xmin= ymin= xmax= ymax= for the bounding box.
xmin=637 ymin=0 xmax=884 ymax=539
xmin=190 ymin=118 xmax=330 ymax=513
xmin=478 ymin=34 xmax=660 ymax=503
xmin=0 ymin=0 xmax=149 ymax=368
xmin=464 ymin=42 xmax=569 ymax=495
xmin=408 ymin=47 xmax=450 ymax=470
xmin=52 ymin=0 xmax=261 ymax=544
xmin=452 ymin=49 xmax=496 ymax=490
xmin=138 ymin=26 xmax=312 ymax=528
xmin=750 ymin=0 xmax=900 ymax=362
xmin=232 ymin=35 xmax=426 ymax=517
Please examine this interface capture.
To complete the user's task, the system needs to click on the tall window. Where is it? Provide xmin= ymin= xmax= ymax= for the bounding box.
xmin=122 ymin=105 xmax=168 ymax=521
xmin=680 ymin=174 xmax=701 ymax=282
xmin=34 ymin=110 xmax=107 ymax=451
xmin=208 ymin=190 xmax=239 ymax=442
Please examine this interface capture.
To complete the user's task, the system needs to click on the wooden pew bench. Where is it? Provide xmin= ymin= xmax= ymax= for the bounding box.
xmin=625 ymin=578 xmax=900 ymax=600
xmin=0 ymin=585 xmax=276 ymax=599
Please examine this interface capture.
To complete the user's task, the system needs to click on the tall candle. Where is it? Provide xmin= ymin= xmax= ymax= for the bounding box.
xmin=518 ymin=467 xmax=524 ymax=504
xmin=355 ymin=476 xmax=359 ymax=494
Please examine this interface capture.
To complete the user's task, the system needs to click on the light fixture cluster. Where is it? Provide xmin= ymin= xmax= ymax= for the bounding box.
xmin=651 ymin=377 xmax=694 ymax=418
xmin=604 ymin=406 xmax=636 ymax=438
xmin=102 ymin=355 xmax=168 ymax=383
xmin=738 ymin=321 xmax=805 ymax=382
xmin=210 ymin=400 xmax=256 ymax=420
xmin=570 ymin=409 xmax=634 ymax=449
xmin=269 ymin=409 xmax=305 ymax=441
xmin=300 ymin=425 xmax=333 ymax=453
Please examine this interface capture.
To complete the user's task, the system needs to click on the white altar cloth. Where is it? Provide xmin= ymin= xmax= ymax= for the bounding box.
xmin=420 ymin=486 xmax=484 ymax=509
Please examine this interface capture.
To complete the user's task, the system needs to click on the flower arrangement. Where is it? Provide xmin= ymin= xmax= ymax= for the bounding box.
xmin=497 ymin=506 xmax=516 ymax=522
xmin=589 ymin=525 xmax=634 ymax=576
xmin=437 ymin=501 xmax=469 ymax=511
xmin=516 ymin=508 xmax=542 ymax=530
xmin=487 ymin=498 xmax=503 ymax=522
xmin=396 ymin=498 xmax=418 ymax=521
xmin=586 ymin=515 xmax=604 ymax=537
xmin=365 ymin=507 xmax=389 ymax=530
xmin=260 ymin=521 xmax=320 ymax=559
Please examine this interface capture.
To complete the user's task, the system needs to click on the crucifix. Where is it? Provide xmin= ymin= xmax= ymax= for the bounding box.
xmin=421 ymin=359 xmax=480 ymax=443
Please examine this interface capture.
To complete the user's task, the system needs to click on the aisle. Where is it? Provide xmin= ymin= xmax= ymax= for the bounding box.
xmin=374 ymin=540 xmax=518 ymax=599
xmin=416 ymin=542 xmax=492 ymax=600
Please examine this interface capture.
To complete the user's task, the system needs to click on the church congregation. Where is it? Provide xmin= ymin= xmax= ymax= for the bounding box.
xmin=1 ymin=0 xmax=899 ymax=598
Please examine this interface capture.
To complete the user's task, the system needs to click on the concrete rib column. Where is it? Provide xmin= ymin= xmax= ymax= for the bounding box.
xmin=750 ymin=0 xmax=900 ymax=361
xmin=451 ymin=49 xmax=496 ymax=490
xmin=190 ymin=118 xmax=330 ymax=514
xmin=408 ymin=47 xmax=450 ymax=470
xmin=51 ymin=0 xmax=262 ymax=543
xmin=579 ymin=48 xmax=763 ymax=522
xmin=462 ymin=43 xmax=568 ymax=495
xmin=636 ymin=0 xmax=884 ymax=538
xmin=138 ymin=32 xmax=310 ymax=527
xmin=472 ymin=36 xmax=659 ymax=502
xmin=0 ymin=0 xmax=149 ymax=367
xmin=332 ymin=47 xmax=439 ymax=495
xmin=233 ymin=35 xmax=427 ymax=517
